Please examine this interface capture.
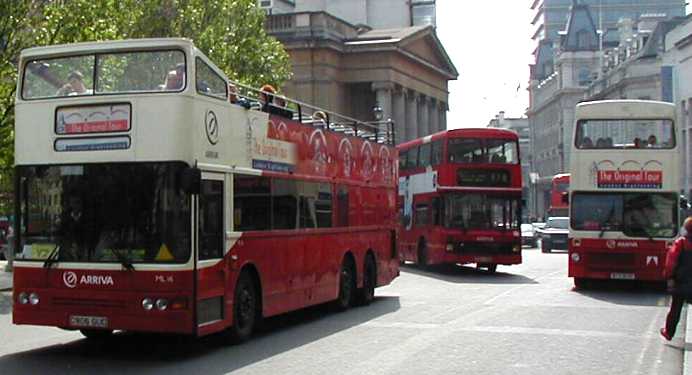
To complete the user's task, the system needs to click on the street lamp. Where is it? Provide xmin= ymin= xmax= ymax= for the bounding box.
xmin=371 ymin=102 xmax=395 ymax=144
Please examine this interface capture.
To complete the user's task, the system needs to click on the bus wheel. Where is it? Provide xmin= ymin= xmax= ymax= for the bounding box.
xmin=486 ymin=264 xmax=497 ymax=273
xmin=357 ymin=255 xmax=377 ymax=306
xmin=334 ymin=257 xmax=356 ymax=311
xmin=80 ymin=329 xmax=113 ymax=340
xmin=574 ymin=277 xmax=588 ymax=290
xmin=541 ymin=241 xmax=551 ymax=253
xmin=229 ymin=272 xmax=258 ymax=343
xmin=417 ymin=241 xmax=429 ymax=269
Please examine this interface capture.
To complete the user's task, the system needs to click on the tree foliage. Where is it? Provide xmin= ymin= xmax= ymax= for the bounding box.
xmin=0 ymin=0 xmax=292 ymax=213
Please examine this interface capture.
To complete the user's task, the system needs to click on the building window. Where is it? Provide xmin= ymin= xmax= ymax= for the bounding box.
xmin=411 ymin=1 xmax=436 ymax=27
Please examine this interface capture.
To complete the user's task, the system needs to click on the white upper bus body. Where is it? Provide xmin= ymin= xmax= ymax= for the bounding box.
xmin=569 ymin=100 xmax=680 ymax=241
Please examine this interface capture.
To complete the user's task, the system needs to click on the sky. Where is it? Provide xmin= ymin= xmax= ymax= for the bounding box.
xmin=436 ymin=1 xmax=534 ymax=129
xmin=435 ymin=1 xmax=692 ymax=129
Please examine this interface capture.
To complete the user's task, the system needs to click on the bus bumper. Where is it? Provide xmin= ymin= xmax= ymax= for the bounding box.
xmin=434 ymin=253 xmax=522 ymax=266
xmin=568 ymin=247 xmax=666 ymax=281
xmin=12 ymin=288 xmax=196 ymax=334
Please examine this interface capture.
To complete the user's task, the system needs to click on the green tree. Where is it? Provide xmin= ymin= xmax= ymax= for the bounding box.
xmin=0 ymin=0 xmax=292 ymax=213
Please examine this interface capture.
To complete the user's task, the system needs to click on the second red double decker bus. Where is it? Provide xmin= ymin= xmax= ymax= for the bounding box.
xmin=549 ymin=173 xmax=570 ymax=218
xmin=397 ymin=128 xmax=523 ymax=272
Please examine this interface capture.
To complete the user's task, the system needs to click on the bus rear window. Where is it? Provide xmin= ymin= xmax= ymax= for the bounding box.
xmin=448 ymin=138 xmax=518 ymax=164
xmin=22 ymin=50 xmax=186 ymax=99
xmin=575 ymin=119 xmax=675 ymax=149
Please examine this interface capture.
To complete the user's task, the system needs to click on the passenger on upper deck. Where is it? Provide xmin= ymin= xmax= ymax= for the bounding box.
xmin=56 ymin=71 xmax=91 ymax=96
xmin=162 ymin=63 xmax=185 ymax=91
xmin=229 ymin=83 xmax=251 ymax=109
xmin=259 ymin=84 xmax=293 ymax=119
xmin=580 ymin=136 xmax=593 ymax=149
xmin=647 ymin=135 xmax=658 ymax=148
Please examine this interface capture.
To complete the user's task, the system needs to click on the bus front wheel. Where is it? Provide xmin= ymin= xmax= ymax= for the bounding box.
xmin=574 ymin=277 xmax=589 ymax=290
xmin=229 ymin=271 xmax=258 ymax=343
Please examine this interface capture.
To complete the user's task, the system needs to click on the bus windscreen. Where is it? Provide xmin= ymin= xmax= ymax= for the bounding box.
xmin=575 ymin=119 xmax=675 ymax=149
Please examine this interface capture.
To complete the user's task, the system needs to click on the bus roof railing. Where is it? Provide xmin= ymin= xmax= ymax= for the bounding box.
xmin=231 ymin=80 xmax=395 ymax=145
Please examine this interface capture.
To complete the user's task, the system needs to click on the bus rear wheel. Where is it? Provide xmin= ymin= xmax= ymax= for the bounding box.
xmin=228 ymin=271 xmax=258 ymax=343
xmin=334 ymin=257 xmax=356 ymax=311
xmin=357 ymin=255 xmax=377 ymax=306
xmin=573 ymin=277 xmax=589 ymax=290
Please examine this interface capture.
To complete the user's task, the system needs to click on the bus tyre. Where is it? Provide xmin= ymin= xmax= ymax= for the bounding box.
xmin=229 ymin=272 xmax=258 ymax=343
xmin=334 ymin=258 xmax=356 ymax=311
xmin=574 ymin=277 xmax=588 ymax=290
xmin=357 ymin=255 xmax=377 ymax=306
xmin=80 ymin=329 xmax=113 ymax=340
xmin=487 ymin=264 xmax=497 ymax=273
xmin=541 ymin=241 xmax=551 ymax=253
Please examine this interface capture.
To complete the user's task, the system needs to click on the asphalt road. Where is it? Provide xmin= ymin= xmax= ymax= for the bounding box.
xmin=0 ymin=247 xmax=684 ymax=374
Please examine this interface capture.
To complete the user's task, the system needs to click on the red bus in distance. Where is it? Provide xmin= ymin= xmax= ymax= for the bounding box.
xmin=397 ymin=128 xmax=523 ymax=273
xmin=549 ymin=173 xmax=570 ymax=218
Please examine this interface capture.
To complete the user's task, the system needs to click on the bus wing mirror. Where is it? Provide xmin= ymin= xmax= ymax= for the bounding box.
xmin=681 ymin=197 xmax=690 ymax=210
xmin=181 ymin=167 xmax=201 ymax=195
xmin=561 ymin=192 xmax=569 ymax=205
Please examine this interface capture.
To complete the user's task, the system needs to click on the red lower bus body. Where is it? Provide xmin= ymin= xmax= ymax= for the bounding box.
xmin=568 ymin=238 xmax=668 ymax=282
xmin=13 ymin=229 xmax=399 ymax=336
xmin=400 ymin=229 xmax=522 ymax=267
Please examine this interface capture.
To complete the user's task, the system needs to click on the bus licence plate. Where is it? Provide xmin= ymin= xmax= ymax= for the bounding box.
xmin=475 ymin=257 xmax=492 ymax=263
xmin=610 ymin=273 xmax=635 ymax=280
xmin=70 ymin=315 xmax=108 ymax=328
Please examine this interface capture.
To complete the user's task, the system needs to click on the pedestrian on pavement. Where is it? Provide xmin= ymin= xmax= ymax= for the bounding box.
xmin=660 ymin=216 xmax=692 ymax=340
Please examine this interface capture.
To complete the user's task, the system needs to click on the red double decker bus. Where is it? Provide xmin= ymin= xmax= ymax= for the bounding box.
xmin=397 ymin=128 xmax=523 ymax=273
xmin=12 ymin=39 xmax=399 ymax=341
xmin=548 ymin=173 xmax=570 ymax=217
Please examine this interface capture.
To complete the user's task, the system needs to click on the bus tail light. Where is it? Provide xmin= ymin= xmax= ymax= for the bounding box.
xmin=573 ymin=238 xmax=581 ymax=247
xmin=512 ymin=231 xmax=520 ymax=237
xmin=512 ymin=244 xmax=521 ymax=253
xmin=571 ymin=252 xmax=581 ymax=262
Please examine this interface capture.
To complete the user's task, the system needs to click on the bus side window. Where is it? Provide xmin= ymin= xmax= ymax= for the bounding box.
xmin=414 ymin=203 xmax=429 ymax=227
xmin=399 ymin=151 xmax=408 ymax=171
xmin=419 ymin=143 xmax=432 ymax=168
xmin=431 ymin=140 xmax=443 ymax=165
xmin=336 ymin=186 xmax=349 ymax=227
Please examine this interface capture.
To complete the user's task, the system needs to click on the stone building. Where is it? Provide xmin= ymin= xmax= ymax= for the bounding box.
xmin=528 ymin=1 xmax=601 ymax=218
xmin=264 ymin=1 xmax=457 ymax=143
xmin=487 ymin=112 xmax=531 ymax=219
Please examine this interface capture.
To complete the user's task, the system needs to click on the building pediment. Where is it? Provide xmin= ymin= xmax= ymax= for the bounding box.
xmin=345 ymin=26 xmax=458 ymax=79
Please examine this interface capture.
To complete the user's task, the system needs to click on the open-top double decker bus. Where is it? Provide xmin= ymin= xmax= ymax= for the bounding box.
xmin=568 ymin=100 xmax=681 ymax=287
xmin=12 ymin=38 xmax=399 ymax=341
xmin=397 ymin=128 xmax=522 ymax=273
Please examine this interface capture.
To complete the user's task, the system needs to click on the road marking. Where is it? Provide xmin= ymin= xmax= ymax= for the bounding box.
xmin=457 ymin=325 xmax=656 ymax=339
xmin=483 ymin=269 xmax=565 ymax=306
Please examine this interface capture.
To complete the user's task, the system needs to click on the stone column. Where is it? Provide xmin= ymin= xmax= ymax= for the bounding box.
xmin=439 ymin=102 xmax=448 ymax=131
xmin=429 ymin=98 xmax=439 ymax=134
xmin=371 ymin=81 xmax=393 ymax=121
xmin=392 ymin=85 xmax=407 ymax=144
xmin=418 ymin=95 xmax=429 ymax=138
xmin=405 ymin=90 xmax=419 ymax=142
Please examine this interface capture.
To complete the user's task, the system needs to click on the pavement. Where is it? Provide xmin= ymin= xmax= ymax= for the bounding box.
xmin=0 ymin=260 xmax=11 ymax=291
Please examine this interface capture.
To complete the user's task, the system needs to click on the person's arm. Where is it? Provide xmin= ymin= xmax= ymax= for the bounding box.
xmin=664 ymin=238 xmax=684 ymax=279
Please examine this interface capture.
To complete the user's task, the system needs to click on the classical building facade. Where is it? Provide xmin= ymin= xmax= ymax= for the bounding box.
xmin=265 ymin=11 xmax=457 ymax=143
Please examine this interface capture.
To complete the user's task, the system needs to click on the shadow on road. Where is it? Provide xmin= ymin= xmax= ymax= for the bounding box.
xmin=0 ymin=295 xmax=400 ymax=374
xmin=573 ymin=279 xmax=668 ymax=307
xmin=401 ymin=263 xmax=538 ymax=285
xmin=0 ymin=292 xmax=11 ymax=315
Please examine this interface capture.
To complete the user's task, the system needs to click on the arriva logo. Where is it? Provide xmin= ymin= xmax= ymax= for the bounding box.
xmin=62 ymin=271 xmax=114 ymax=288
xmin=63 ymin=271 xmax=77 ymax=288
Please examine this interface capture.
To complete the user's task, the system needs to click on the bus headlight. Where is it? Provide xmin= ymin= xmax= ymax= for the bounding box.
xmin=142 ymin=298 xmax=154 ymax=311
xmin=446 ymin=243 xmax=454 ymax=252
xmin=573 ymin=238 xmax=581 ymax=247
xmin=512 ymin=244 xmax=521 ymax=253
xmin=155 ymin=298 xmax=169 ymax=311
xmin=18 ymin=292 xmax=29 ymax=305
xmin=512 ymin=231 xmax=520 ymax=237
xmin=571 ymin=253 xmax=581 ymax=262
xmin=29 ymin=292 xmax=40 ymax=305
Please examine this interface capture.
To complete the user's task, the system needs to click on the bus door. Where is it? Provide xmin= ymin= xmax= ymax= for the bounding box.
xmin=195 ymin=172 xmax=227 ymax=332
